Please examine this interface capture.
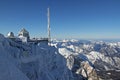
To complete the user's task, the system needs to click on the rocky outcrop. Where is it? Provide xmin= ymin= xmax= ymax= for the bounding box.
xmin=67 ymin=55 xmax=99 ymax=80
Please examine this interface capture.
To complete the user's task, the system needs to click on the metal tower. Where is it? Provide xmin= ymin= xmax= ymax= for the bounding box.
xmin=47 ymin=7 xmax=51 ymax=43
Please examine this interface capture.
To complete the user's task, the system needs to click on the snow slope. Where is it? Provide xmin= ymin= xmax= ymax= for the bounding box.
xmin=2 ymin=34 xmax=120 ymax=80
xmin=0 ymin=34 xmax=75 ymax=80
xmin=1 ymin=34 xmax=98 ymax=80
xmin=0 ymin=34 xmax=29 ymax=80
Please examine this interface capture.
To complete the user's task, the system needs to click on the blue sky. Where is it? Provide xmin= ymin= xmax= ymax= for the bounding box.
xmin=0 ymin=0 xmax=120 ymax=39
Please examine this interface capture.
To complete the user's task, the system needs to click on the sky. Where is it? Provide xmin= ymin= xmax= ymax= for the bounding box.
xmin=0 ymin=0 xmax=120 ymax=39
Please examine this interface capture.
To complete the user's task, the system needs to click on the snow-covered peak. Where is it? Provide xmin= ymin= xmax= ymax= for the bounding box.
xmin=1 ymin=36 xmax=120 ymax=80
xmin=52 ymin=39 xmax=120 ymax=70
xmin=1 ymin=34 xmax=99 ymax=80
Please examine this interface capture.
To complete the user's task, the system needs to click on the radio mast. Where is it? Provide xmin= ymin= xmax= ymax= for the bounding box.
xmin=47 ymin=7 xmax=51 ymax=44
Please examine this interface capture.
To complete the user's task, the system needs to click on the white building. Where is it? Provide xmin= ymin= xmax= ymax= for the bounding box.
xmin=18 ymin=28 xmax=30 ymax=39
xmin=7 ymin=32 xmax=15 ymax=38
xmin=18 ymin=28 xmax=30 ymax=42
xmin=7 ymin=8 xmax=51 ymax=44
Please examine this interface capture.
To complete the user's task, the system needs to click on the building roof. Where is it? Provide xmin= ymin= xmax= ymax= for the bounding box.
xmin=19 ymin=28 xmax=29 ymax=34
xmin=18 ymin=28 xmax=30 ymax=39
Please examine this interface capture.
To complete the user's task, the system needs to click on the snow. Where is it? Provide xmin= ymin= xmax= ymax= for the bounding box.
xmin=86 ymin=51 xmax=104 ymax=63
xmin=0 ymin=34 xmax=29 ymax=80
xmin=52 ymin=39 xmax=120 ymax=71
xmin=0 ymin=34 xmax=75 ymax=80
xmin=0 ymin=34 xmax=120 ymax=80
xmin=59 ymin=48 xmax=73 ymax=58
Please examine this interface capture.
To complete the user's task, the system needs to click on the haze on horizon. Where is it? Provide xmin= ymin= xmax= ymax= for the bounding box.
xmin=0 ymin=0 xmax=120 ymax=39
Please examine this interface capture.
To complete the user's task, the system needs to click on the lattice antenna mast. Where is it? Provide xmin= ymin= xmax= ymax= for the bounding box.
xmin=47 ymin=7 xmax=51 ymax=43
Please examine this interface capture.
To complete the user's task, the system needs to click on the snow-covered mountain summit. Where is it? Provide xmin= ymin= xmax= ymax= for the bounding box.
xmin=0 ymin=34 xmax=98 ymax=80
xmin=1 ymin=34 xmax=120 ymax=80
xmin=0 ymin=34 xmax=72 ymax=80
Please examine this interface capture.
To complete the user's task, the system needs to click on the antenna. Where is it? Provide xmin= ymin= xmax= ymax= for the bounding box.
xmin=47 ymin=7 xmax=51 ymax=44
